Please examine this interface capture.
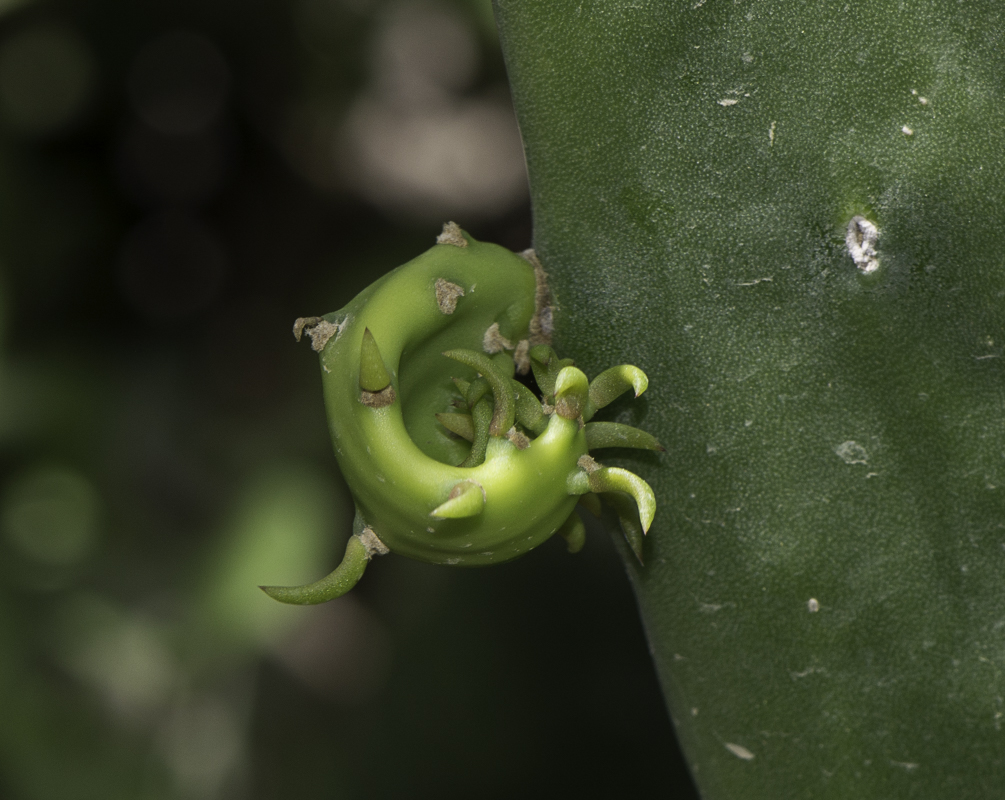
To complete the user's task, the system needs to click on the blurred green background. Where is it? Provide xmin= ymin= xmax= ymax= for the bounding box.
xmin=0 ymin=0 xmax=697 ymax=797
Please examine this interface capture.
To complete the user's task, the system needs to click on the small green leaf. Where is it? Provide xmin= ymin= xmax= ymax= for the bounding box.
xmin=513 ymin=380 xmax=548 ymax=434
xmin=430 ymin=480 xmax=485 ymax=519
xmin=358 ymin=328 xmax=391 ymax=392
xmin=458 ymin=398 xmax=492 ymax=468
xmin=583 ymin=365 xmax=648 ymax=421
xmin=436 ymin=412 xmax=475 ymax=441
xmin=444 ymin=348 xmax=516 ymax=436
xmin=587 ymin=466 xmax=655 ymax=533
xmin=584 ymin=421 xmax=663 ymax=451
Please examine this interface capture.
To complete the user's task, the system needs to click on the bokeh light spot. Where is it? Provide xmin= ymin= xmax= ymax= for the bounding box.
xmin=2 ymin=463 xmax=102 ymax=565
xmin=157 ymin=697 xmax=243 ymax=798
xmin=373 ymin=0 xmax=478 ymax=98
xmin=54 ymin=594 xmax=178 ymax=724
xmin=338 ymin=1 xmax=528 ymax=221
xmin=116 ymin=120 xmax=231 ymax=205
xmin=0 ymin=25 xmax=95 ymax=135
xmin=342 ymin=96 xmax=528 ymax=221
xmin=128 ymin=30 xmax=230 ymax=136
xmin=199 ymin=462 xmax=342 ymax=650
xmin=118 ymin=212 xmax=228 ymax=320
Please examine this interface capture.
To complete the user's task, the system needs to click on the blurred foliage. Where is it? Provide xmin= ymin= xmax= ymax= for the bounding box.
xmin=0 ymin=0 xmax=695 ymax=797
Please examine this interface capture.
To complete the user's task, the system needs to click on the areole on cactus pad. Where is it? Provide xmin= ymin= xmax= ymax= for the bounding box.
xmin=260 ymin=223 xmax=662 ymax=604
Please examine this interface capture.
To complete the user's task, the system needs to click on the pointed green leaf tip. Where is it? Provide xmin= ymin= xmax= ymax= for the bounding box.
xmin=555 ymin=365 xmax=589 ymax=419
xmin=260 ymin=534 xmax=371 ymax=605
xmin=359 ymin=328 xmax=391 ymax=392
xmin=584 ymin=365 xmax=649 ymax=421
xmin=588 ymin=467 xmax=656 ymax=533
xmin=436 ymin=412 xmax=475 ymax=441
xmin=430 ymin=480 xmax=485 ymax=519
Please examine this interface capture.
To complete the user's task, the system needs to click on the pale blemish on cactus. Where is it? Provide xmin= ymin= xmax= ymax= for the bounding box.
xmin=261 ymin=223 xmax=662 ymax=604
xmin=848 ymin=216 xmax=880 ymax=275
xmin=846 ymin=215 xmax=880 ymax=274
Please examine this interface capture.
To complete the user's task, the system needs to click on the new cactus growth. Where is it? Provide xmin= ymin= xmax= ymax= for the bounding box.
xmin=261 ymin=224 xmax=661 ymax=605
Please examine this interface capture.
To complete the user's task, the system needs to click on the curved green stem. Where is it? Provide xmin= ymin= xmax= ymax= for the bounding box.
xmin=583 ymin=365 xmax=648 ymax=421
xmin=588 ymin=466 xmax=656 ymax=533
xmin=260 ymin=535 xmax=372 ymax=605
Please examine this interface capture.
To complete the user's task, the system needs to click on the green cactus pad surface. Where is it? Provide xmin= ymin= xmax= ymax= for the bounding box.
xmin=496 ymin=1 xmax=1005 ymax=798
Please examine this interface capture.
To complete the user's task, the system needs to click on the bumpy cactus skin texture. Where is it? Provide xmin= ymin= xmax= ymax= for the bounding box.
xmin=496 ymin=1 xmax=1005 ymax=798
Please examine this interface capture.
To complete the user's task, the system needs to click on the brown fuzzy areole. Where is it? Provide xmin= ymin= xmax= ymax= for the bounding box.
xmin=435 ymin=278 xmax=465 ymax=314
xmin=359 ymin=385 xmax=396 ymax=408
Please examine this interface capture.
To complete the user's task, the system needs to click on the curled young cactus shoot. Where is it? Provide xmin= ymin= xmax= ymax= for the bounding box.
xmin=261 ymin=223 xmax=663 ymax=604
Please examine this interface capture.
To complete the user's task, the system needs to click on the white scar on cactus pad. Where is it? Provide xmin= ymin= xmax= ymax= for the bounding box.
xmin=846 ymin=216 xmax=880 ymax=275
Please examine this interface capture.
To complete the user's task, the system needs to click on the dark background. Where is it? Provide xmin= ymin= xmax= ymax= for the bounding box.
xmin=0 ymin=0 xmax=697 ymax=797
